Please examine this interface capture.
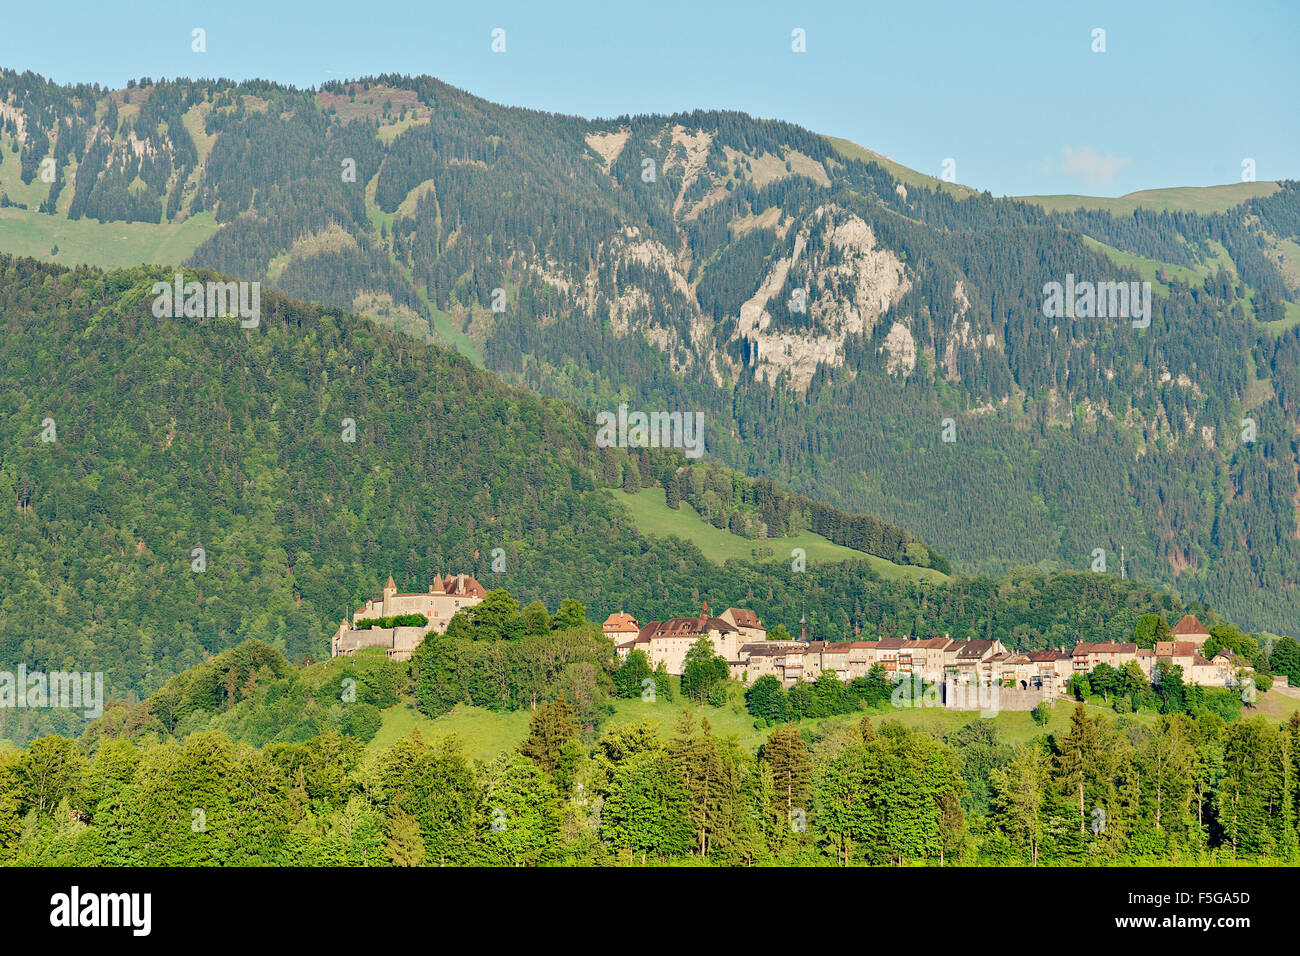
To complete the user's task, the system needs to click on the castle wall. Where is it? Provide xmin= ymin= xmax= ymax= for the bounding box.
xmin=334 ymin=576 xmax=485 ymax=659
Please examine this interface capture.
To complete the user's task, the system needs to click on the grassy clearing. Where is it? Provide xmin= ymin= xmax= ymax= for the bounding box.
xmin=367 ymin=703 xmax=532 ymax=761
xmin=1258 ymin=299 xmax=1300 ymax=336
xmin=266 ymin=224 xmax=359 ymax=282
xmin=613 ymin=487 xmax=949 ymax=583
xmin=0 ymin=140 xmax=53 ymax=208
xmin=365 ymin=695 xmax=1179 ymax=763
xmin=723 ymin=146 xmax=829 ymax=189
xmin=1020 ymin=181 xmax=1278 ymax=215
xmin=0 ymin=207 xmax=219 ymax=269
xmin=1253 ymin=688 xmax=1300 ymax=723
xmin=1079 ymin=235 xmax=1202 ymax=291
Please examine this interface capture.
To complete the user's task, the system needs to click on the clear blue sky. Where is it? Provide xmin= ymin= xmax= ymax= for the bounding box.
xmin=2 ymin=0 xmax=1295 ymax=196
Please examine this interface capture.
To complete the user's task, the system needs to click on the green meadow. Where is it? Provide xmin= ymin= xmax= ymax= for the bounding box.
xmin=1020 ymin=181 xmax=1279 ymax=215
xmin=612 ymin=487 xmax=950 ymax=583
xmin=0 ymin=206 xmax=219 ymax=270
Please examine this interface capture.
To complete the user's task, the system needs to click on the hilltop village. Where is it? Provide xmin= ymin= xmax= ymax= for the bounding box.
xmin=331 ymin=577 xmax=1260 ymax=701
xmin=604 ymin=605 xmax=1255 ymax=696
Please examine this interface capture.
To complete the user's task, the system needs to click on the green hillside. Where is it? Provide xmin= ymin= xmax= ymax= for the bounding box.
xmin=7 ymin=631 xmax=1294 ymax=867
xmin=1081 ymin=234 xmax=1300 ymax=334
xmin=5 ymin=254 xmax=1266 ymax=748
xmin=1020 ymin=181 xmax=1280 ymax=215
xmin=0 ymin=206 xmax=218 ymax=269
xmin=0 ymin=254 xmax=945 ymax=742
xmin=4 ymin=67 xmax=1300 ymax=639
xmin=370 ymin=693 xmax=1155 ymax=759
xmin=614 ymin=487 xmax=949 ymax=582
xmin=823 ymin=134 xmax=978 ymax=199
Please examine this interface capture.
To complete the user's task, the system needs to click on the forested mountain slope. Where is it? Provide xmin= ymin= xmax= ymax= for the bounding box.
xmin=2 ymin=68 xmax=1299 ymax=632
xmin=0 ymin=256 xmax=1215 ymax=745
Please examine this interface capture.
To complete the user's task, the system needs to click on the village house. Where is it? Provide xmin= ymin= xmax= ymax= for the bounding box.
xmin=719 ymin=608 xmax=767 ymax=643
xmin=1206 ymin=650 xmax=1254 ymax=689
xmin=615 ymin=603 xmax=749 ymax=676
xmin=602 ymin=613 xmax=640 ymax=645
xmin=904 ymin=637 xmax=955 ymax=683
xmin=945 ymin=640 xmax=1007 ymax=682
xmin=1071 ymin=642 xmax=1139 ymax=673
xmin=995 ymin=653 xmax=1038 ymax=689
xmin=1153 ymin=641 xmax=1197 ymax=677
xmin=801 ymin=642 xmax=828 ymax=681
xmin=1027 ymin=650 xmax=1073 ymax=693
xmin=734 ymin=642 xmax=808 ymax=684
xmin=1189 ymin=654 xmax=1227 ymax=688
xmin=332 ymin=573 xmax=487 ymax=661
xmin=820 ymin=642 xmax=852 ymax=680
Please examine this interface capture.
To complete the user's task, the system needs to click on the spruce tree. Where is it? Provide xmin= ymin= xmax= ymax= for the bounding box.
xmin=519 ymin=695 xmax=578 ymax=776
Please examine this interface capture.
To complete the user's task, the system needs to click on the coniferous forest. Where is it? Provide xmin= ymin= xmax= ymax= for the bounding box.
xmin=1 ymin=67 xmax=1298 ymax=635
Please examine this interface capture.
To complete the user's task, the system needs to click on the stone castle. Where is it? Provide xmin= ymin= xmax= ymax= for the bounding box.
xmin=332 ymin=573 xmax=487 ymax=661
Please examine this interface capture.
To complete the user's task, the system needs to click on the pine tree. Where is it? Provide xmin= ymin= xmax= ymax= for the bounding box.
xmin=762 ymin=725 xmax=811 ymax=819
xmin=385 ymin=803 xmax=426 ymax=866
xmin=665 ymin=472 xmax=682 ymax=509
xmin=669 ymin=713 xmax=730 ymax=857
xmin=1056 ymin=704 xmax=1105 ymax=836
xmin=519 ymin=695 xmax=578 ymax=776
xmin=990 ymin=745 xmax=1048 ymax=866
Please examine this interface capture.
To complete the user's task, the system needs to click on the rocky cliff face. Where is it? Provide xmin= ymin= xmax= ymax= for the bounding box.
xmin=732 ymin=205 xmax=910 ymax=390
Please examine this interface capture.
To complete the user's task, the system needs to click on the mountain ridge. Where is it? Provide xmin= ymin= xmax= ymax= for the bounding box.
xmin=2 ymin=67 xmax=1299 ymax=634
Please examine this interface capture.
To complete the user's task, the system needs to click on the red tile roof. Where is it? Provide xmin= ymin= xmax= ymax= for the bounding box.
xmin=906 ymin=637 xmax=953 ymax=649
xmin=1172 ymin=614 xmax=1210 ymax=637
xmin=1073 ymin=642 xmax=1138 ymax=656
xmin=603 ymin=612 xmax=640 ymax=632
xmin=637 ymin=616 xmax=738 ymax=640
xmin=725 ymin=608 xmax=762 ymax=628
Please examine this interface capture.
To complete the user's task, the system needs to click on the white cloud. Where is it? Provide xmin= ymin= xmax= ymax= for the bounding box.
xmin=1060 ymin=146 xmax=1132 ymax=188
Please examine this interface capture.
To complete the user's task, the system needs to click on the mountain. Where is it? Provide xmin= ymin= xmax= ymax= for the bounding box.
xmin=0 ymin=254 xmax=1218 ymax=745
xmin=2 ymin=68 xmax=1300 ymax=635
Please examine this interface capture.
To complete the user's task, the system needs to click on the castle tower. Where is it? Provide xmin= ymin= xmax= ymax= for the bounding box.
xmin=383 ymin=574 xmax=396 ymax=615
